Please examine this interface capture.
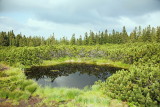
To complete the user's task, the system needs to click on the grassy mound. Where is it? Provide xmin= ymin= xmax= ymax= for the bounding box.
xmin=0 ymin=68 xmax=38 ymax=101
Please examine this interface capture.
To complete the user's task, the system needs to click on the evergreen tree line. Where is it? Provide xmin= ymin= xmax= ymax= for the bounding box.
xmin=0 ymin=25 xmax=160 ymax=47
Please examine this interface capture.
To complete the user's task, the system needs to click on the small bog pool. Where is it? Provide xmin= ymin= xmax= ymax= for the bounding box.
xmin=25 ymin=63 xmax=123 ymax=89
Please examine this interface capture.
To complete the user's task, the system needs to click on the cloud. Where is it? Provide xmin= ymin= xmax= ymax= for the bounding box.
xmin=0 ymin=0 xmax=160 ymax=38
xmin=0 ymin=16 xmax=24 ymax=31
xmin=25 ymin=18 xmax=101 ymax=38
xmin=0 ymin=16 xmax=96 ymax=38
xmin=1 ymin=0 xmax=160 ymax=24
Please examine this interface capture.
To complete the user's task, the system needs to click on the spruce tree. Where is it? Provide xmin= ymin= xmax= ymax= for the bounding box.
xmin=156 ymin=27 xmax=160 ymax=43
xmin=145 ymin=25 xmax=152 ymax=42
xmin=0 ymin=32 xmax=9 ymax=46
xmin=77 ymin=35 xmax=83 ymax=45
xmin=151 ymin=27 xmax=156 ymax=42
xmin=89 ymin=31 xmax=95 ymax=45
xmin=121 ymin=26 xmax=128 ymax=43
xmin=95 ymin=33 xmax=100 ymax=44
xmin=70 ymin=33 xmax=76 ymax=45
xmin=99 ymin=32 xmax=104 ymax=44
xmin=83 ymin=32 xmax=88 ymax=45
xmin=130 ymin=27 xmax=137 ymax=43
xmin=104 ymin=29 xmax=109 ymax=44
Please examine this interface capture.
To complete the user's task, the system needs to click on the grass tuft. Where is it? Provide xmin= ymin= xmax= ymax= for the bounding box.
xmin=25 ymin=83 xmax=38 ymax=94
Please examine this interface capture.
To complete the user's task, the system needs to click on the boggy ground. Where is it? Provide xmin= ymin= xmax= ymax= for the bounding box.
xmin=0 ymin=62 xmax=129 ymax=107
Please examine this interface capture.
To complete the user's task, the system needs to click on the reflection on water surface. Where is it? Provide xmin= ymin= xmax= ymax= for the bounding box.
xmin=25 ymin=63 xmax=123 ymax=89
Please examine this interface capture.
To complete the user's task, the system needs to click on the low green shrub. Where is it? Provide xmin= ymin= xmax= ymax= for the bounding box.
xmin=101 ymin=64 xmax=160 ymax=106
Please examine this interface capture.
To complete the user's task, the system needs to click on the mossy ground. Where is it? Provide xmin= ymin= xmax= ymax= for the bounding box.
xmin=41 ymin=57 xmax=130 ymax=69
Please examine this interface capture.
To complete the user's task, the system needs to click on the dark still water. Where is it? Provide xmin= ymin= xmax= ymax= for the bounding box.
xmin=25 ymin=63 xmax=123 ymax=89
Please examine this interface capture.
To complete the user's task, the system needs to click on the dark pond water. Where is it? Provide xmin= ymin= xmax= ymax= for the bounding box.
xmin=25 ymin=63 xmax=123 ymax=89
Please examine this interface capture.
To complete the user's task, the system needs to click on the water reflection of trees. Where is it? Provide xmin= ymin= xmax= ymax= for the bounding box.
xmin=25 ymin=63 xmax=123 ymax=82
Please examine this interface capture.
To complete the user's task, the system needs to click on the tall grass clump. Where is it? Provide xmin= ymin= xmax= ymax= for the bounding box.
xmin=25 ymin=83 xmax=38 ymax=94
xmin=34 ymin=87 xmax=82 ymax=102
xmin=0 ymin=68 xmax=38 ymax=100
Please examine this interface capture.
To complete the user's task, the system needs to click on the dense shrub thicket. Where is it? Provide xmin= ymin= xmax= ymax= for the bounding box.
xmin=93 ymin=43 xmax=160 ymax=106
xmin=0 ymin=47 xmax=41 ymax=65
xmin=99 ymin=64 xmax=160 ymax=106
xmin=0 ymin=43 xmax=159 ymax=66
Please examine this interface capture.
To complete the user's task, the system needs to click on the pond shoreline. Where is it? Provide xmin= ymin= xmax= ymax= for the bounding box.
xmin=37 ymin=58 xmax=130 ymax=69
xmin=24 ymin=61 xmax=125 ymax=89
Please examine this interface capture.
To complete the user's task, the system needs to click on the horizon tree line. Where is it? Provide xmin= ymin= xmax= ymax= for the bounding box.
xmin=0 ymin=25 xmax=160 ymax=47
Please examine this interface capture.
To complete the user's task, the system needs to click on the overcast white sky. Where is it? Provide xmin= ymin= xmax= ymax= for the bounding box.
xmin=0 ymin=0 xmax=160 ymax=39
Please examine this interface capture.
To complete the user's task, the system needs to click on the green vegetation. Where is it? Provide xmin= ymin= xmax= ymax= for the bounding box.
xmin=0 ymin=68 xmax=37 ymax=101
xmin=32 ymin=84 xmax=127 ymax=107
xmin=41 ymin=57 xmax=130 ymax=69
xmin=0 ymin=42 xmax=159 ymax=67
xmin=0 ymin=26 xmax=160 ymax=106
xmin=100 ymin=64 xmax=160 ymax=106
xmin=0 ymin=67 xmax=127 ymax=106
